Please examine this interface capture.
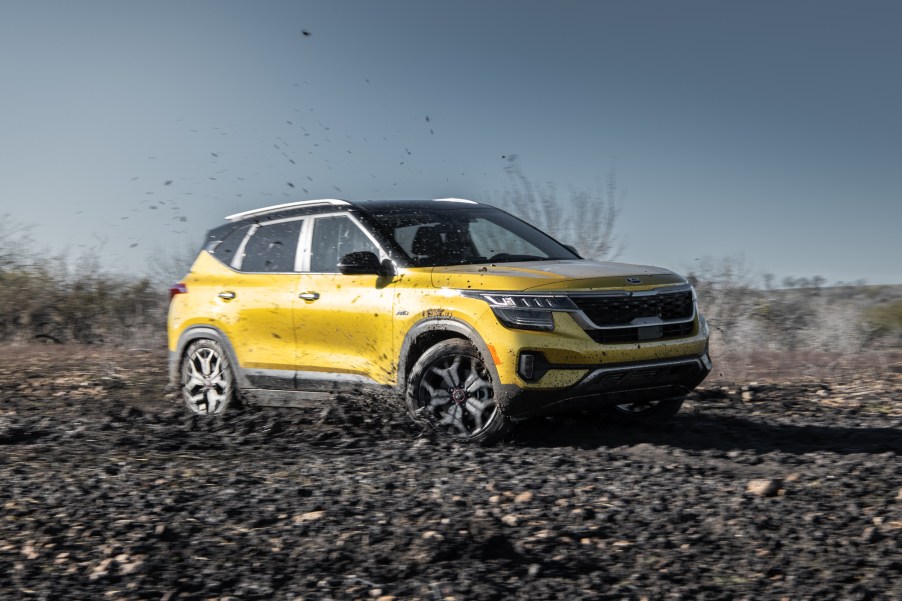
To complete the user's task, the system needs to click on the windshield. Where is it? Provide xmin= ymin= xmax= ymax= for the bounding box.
xmin=365 ymin=205 xmax=580 ymax=267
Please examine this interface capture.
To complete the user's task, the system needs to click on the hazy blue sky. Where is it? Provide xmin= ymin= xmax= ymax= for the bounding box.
xmin=1 ymin=0 xmax=900 ymax=284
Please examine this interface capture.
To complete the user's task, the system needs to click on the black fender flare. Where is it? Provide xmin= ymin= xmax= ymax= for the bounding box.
xmin=170 ymin=326 xmax=251 ymax=390
xmin=396 ymin=317 xmax=502 ymax=396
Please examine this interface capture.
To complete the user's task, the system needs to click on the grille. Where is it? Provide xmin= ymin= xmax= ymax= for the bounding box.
xmin=586 ymin=322 xmax=694 ymax=344
xmin=571 ymin=290 xmax=693 ymax=326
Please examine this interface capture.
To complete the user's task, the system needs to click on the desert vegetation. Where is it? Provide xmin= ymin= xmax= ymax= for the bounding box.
xmin=0 ymin=217 xmax=167 ymax=347
xmin=686 ymin=255 xmax=902 ymax=382
xmin=1 ymin=201 xmax=900 ymax=381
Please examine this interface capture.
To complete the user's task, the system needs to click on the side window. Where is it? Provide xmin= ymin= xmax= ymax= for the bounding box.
xmin=393 ymin=223 xmax=432 ymax=257
xmin=310 ymin=216 xmax=379 ymax=273
xmin=210 ymin=224 xmax=251 ymax=267
xmin=239 ymin=220 xmax=303 ymax=273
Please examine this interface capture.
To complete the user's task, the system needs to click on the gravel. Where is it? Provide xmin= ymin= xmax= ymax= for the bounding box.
xmin=1 ymin=346 xmax=900 ymax=600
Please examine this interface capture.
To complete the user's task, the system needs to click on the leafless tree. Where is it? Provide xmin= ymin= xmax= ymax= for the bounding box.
xmin=489 ymin=156 xmax=623 ymax=260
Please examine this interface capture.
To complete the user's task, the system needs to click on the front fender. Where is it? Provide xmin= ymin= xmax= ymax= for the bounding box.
xmin=396 ymin=317 xmax=500 ymax=395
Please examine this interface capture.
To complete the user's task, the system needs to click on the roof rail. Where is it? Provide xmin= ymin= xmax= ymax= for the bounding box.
xmin=225 ymin=199 xmax=350 ymax=221
xmin=433 ymin=197 xmax=479 ymax=204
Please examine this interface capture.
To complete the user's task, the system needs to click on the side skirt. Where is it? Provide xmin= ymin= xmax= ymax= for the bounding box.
xmin=242 ymin=389 xmax=334 ymax=408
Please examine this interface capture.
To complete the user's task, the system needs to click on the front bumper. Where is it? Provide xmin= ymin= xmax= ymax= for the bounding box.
xmin=496 ymin=352 xmax=712 ymax=418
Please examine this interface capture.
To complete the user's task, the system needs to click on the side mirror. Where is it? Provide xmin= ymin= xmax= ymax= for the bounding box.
xmin=338 ymin=252 xmax=394 ymax=276
xmin=563 ymin=244 xmax=582 ymax=258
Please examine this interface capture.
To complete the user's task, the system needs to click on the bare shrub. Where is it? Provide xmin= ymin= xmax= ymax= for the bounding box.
xmin=146 ymin=242 xmax=200 ymax=289
xmin=862 ymin=299 xmax=902 ymax=347
xmin=689 ymin=259 xmax=898 ymax=382
xmin=489 ymin=156 xmax=622 ymax=259
xmin=686 ymin=255 xmax=757 ymax=346
xmin=0 ymin=229 xmax=167 ymax=347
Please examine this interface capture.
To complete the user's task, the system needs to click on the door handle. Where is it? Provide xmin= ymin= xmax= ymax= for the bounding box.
xmin=298 ymin=292 xmax=320 ymax=301
xmin=218 ymin=291 xmax=236 ymax=300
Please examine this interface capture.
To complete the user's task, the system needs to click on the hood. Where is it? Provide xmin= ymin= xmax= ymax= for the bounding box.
xmin=429 ymin=259 xmax=687 ymax=292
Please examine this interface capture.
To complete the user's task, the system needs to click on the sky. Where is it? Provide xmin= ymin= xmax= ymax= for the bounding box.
xmin=1 ymin=0 xmax=900 ymax=285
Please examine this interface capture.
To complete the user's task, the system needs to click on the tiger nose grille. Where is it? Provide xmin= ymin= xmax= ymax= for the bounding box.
xmin=571 ymin=290 xmax=693 ymax=326
xmin=586 ymin=321 xmax=694 ymax=344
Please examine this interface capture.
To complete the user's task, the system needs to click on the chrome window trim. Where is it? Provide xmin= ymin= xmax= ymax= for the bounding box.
xmin=231 ymin=223 xmax=258 ymax=270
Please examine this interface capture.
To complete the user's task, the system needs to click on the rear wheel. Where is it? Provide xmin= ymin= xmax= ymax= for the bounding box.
xmin=406 ymin=339 xmax=510 ymax=444
xmin=605 ymin=398 xmax=684 ymax=424
xmin=180 ymin=339 xmax=236 ymax=415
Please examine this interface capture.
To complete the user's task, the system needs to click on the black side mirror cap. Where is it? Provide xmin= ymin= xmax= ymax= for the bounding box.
xmin=563 ymin=244 xmax=582 ymax=258
xmin=338 ymin=252 xmax=394 ymax=277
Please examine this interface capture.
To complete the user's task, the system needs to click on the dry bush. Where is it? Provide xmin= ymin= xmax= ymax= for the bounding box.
xmin=0 ymin=227 xmax=167 ymax=347
xmin=862 ymin=299 xmax=902 ymax=346
xmin=689 ymin=257 xmax=900 ymax=382
xmin=488 ymin=156 xmax=622 ymax=259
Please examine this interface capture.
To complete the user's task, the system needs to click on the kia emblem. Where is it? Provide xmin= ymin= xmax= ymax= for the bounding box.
xmin=626 ymin=277 xmax=642 ymax=284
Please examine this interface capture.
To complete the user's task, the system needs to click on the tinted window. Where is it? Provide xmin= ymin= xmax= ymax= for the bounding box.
xmin=367 ymin=206 xmax=578 ymax=266
xmin=210 ymin=224 xmax=251 ymax=266
xmin=469 ymin=217 xmax=544 ymax=257
xmin=310 ymin=216 xmax=379 ymax=273
xmin=240 ymin=220 xmax=302 ymax=272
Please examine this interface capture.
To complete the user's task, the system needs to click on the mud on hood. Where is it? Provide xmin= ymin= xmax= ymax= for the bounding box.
xmin=430 ymin=260 xmax=687 ymax=292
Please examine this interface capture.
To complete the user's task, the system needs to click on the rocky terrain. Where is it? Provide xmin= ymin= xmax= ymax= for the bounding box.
xmin=1 ymin=344 xmax=900 ymax=600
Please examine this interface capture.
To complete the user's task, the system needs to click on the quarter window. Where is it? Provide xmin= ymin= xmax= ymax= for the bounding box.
xmin=211 ymin=224 xmax=251 ymax=267
xmin=310 ymin=216 xmax=379 ymax=273
xmin=239 ymin=220 xmax=303 ymax=272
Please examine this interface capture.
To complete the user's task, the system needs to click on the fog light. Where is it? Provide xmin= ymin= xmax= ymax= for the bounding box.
xmin=518 ymin=353 xmax=535 ymax=380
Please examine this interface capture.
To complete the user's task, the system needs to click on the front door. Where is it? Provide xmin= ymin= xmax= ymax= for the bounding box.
xmin=293 ymin=213 xmax=396 ymax=388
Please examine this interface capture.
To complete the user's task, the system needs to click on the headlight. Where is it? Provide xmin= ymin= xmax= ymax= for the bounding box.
xmin=462 ymin=292 xmax=578 ymax=331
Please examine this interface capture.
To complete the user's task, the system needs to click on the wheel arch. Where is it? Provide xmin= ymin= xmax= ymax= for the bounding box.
xmin=170 ymin=326 xmax=250 ymax=390
xmin=396 ymin=318 xmax=500 ymax=395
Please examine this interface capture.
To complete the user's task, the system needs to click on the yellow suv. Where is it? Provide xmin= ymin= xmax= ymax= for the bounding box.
xmin=168 ymin=198 xmax=710 ymax=443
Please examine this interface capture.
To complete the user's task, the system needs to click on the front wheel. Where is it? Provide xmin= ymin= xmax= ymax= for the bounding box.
xmin=406 ymin=339 xmax=510 ymax=444
xmin=180 ymin=339 xmax=236 ymax=415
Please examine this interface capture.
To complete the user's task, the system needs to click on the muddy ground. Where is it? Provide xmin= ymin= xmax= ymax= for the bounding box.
xmin=1 ymin=344 xmax=900 ymax=600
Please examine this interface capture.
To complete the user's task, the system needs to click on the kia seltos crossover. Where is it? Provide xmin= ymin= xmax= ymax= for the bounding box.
xmin=168 ymin=198 xmax=711 ymax=443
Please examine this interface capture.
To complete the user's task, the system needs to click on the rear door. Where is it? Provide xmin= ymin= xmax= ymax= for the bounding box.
xmin=227 ymin=218 xmax=304 ymax=388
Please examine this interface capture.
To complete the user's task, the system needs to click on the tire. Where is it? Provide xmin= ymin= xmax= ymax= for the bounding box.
xmin=605 ymin=398 xmax=684 ymax=425
xmin=406 ymin=339 xmax=511 ymax=444
xmin=179 ymin=339 xmax=237 ymax=416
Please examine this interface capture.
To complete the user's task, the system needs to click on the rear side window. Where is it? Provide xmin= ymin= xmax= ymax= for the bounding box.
xmin=210 ymin=224 xmax=251 ymax=266
xmin=310 ymin=215 xmax=380 ymax=273
xmin=240 ymin=220 xmax=303 ymax=273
